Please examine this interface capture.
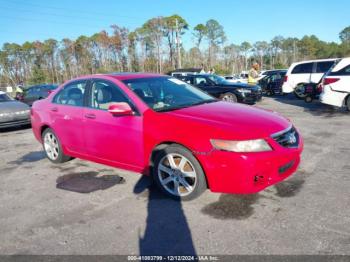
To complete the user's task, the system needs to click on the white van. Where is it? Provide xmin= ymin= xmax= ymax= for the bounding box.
xmin=282 ymin=59 xmax=337 ymax=98
xmin=319 ymin=57 xmax=350 ymax=110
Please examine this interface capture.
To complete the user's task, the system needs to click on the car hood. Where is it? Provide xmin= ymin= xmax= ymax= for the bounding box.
xmin=0 ymin=101 xmax=30 ymax=113
xmin=166 ymin=101 xmax=291 ymax=140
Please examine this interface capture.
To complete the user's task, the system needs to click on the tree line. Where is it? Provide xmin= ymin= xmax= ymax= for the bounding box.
xmin=1 ymin=14 xmax=350 ymax=87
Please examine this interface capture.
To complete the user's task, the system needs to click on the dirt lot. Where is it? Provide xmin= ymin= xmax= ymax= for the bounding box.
xmin=0 ymin=95 xmax=350 ymax=256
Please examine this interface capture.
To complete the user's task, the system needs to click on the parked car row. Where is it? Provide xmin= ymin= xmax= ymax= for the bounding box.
xmin=16 ymin=84 xmax=58 ymax=106
xmin=279 ymin=57 xmax=350 ymax=110
xmin=282 ymin=58 xmax=336 ymax=98
xmin=175 ymin=74 xmax=262 ymax=104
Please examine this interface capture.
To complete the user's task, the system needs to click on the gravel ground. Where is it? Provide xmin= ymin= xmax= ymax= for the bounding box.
xmin=0 ymin=94 xmax=349 ymax=256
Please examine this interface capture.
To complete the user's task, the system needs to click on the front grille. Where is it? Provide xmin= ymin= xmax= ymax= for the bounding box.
xmin=272 ymin=126 xmax=299 ymax=148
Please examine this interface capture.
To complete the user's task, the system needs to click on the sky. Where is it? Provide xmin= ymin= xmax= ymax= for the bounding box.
xmin=0 ymin=0 xmax=349 ymax=49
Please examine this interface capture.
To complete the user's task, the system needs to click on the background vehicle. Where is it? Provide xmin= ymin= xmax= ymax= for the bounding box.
xmin=168 ymin=68 xmax=205 ymax=78
xmin=176 ymin=74 xmax=262 ymax=104
xmin=31 ymin=73 xmax=302 ymax=200
xmin=282 ymin=59 xmax=337 ymax=98
xmin=258 ymin=70 xmax=287 ymax=96
xmin=0 ymin=91 xmax=30 ymax=129
xmin=17 ymin=84 xmax=58 ymax=106
xmin=320 ymin=57 xmax=350 ymax=110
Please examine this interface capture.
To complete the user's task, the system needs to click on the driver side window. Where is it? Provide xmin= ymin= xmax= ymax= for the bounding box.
xmin=194 ymin=77 xmax=209 ymax=86
xmin=90 ymin=80 xmax=129 ymax=110
xmin=53 ymin=81 xmax=86 ymax=106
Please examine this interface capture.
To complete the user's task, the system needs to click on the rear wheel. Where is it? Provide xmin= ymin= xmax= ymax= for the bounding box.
xmin=266 ymin=90 xmax=274 ymax=96
xmin=305 ymin=95 xmax=313 ymax=103
xmin=42 ymin=128 xmax=72 ymax=163
xmin=220 ymin=92 xmax=238 ymax=103
xmin=152 ymin=144 xmax=207 ymax=201
xmin=294 ymin=84 xmax=307 ymax=99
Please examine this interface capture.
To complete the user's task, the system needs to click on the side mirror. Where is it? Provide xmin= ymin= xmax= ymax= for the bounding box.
xmin=108 ymin=102 xmax=133 ymax=116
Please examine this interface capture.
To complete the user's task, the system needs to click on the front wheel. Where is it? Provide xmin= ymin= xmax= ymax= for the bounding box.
xmin=152 ymin=144 xmax=207 ymax=201
xmin=220 ymin=92 xmax=238 ymax=103
xmin=42 ymin=128 xmax=72 ymax=163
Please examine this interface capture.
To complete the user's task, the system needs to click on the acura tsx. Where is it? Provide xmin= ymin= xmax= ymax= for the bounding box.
xmin=31 ymin=73 xmax=303 ymax=200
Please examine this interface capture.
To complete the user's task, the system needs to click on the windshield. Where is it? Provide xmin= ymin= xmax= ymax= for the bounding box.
xmin=0 ymin=93 xmax=13 ymax=102
xmin=207 ymin=74 xmax=226 ymax=84
xmin=122 ymin=77 xmax=216 ymax=112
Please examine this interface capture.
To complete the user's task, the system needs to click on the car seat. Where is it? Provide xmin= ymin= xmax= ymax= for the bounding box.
xmin=67 ymin=88 xmax=83 ymax=106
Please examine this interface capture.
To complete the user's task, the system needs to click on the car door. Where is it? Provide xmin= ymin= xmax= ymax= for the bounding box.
xmin=49 ymin=80 xmax=88 ymax=154
xmin=312 ymin=61 xmax=335 ymax=83
xmin=192 ymin=76 xmax=218 ymax=96
xmin=83 ymin=79 xmax=143 ymax=169
xmin=291 ymin=62 xmax=313 ymax=85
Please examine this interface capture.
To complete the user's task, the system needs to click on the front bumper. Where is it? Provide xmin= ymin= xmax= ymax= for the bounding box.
xmin=240 ymin=91 xmax=263 ymax=104
xmin=0 ymin=118 xmax=31 ymax=129
xmin=197 ymin=133 xmax=303 ymax=194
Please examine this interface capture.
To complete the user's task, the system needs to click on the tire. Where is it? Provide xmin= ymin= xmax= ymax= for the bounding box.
xmin=220 ymin=92 xmax=238 ymax=103
xmin=42 ymin=128 xmax=72 ymax=163
xmin=266 ymin=90 xmax=274 ymax=96
xmin=152 ymin=144 xmax=207 ymax=201
xmin=294 ymin=84 xmax=307 ymax=99
xmin=305 ymin=96 xmax=313 ymax=103
xmin=346 ymin=96 xmax=350 ymax=111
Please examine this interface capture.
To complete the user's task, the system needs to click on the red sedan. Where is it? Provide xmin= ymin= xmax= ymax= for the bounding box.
xmin=31 ymin=73 xmax=303 ymax=200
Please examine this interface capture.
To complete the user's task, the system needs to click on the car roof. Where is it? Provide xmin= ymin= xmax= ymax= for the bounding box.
xmin=76 ymin=72 xmax=165 ymax=81
xmin=291 ymin=58 xmax=337 ymax=66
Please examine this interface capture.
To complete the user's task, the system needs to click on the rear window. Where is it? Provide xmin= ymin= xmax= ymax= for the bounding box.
xmin=316 ymin=61 xmax=334 ymax=73
xmin=330 ymin=64 xmax=350 ymax=76
xmin=291 ymin=63 xmax=313 ymax=74
xmin=341 ymin=65 xmax=350 ymax=75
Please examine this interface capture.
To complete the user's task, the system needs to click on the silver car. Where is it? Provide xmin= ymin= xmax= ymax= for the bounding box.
xmin=0 ymin=91 xmax=30 ymax=129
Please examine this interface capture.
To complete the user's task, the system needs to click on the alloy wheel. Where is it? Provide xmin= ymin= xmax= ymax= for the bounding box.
xmin=157 ymin=153 xmax=197 ymax=197
xmin=222 ymin=94 xmax=237 ymax=103
xmin=44 ymin=132 xmax=59 ymax=160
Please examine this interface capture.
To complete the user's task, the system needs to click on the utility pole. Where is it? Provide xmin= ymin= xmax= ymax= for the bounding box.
xmin=293 ymin=40 xmax=296 ymax=63
xmin=175 ymin=18 xmax=182 ymax=69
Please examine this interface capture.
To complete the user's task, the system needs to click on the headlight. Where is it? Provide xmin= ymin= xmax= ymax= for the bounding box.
xmin=236 ymin=88 xmax=252 ymax=93
xmin=211 ymin=139 xmax=272 ymax=152
xmin=0 ymin=112 xmax=10 ymax=117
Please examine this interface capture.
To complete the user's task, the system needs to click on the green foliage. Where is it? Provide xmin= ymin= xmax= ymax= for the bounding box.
xmin=0 ymin=18 xmax=349 ymax=86
xmin=339 ymin=26 xmax=350 ymax=44
xmin=28 ymin=66 xmax=46 ymax=84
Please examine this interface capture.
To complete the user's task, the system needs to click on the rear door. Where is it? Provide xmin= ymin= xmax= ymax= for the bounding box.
xmin=290 ymin=62 xmax=313 ymax=85
xmin=312 ymin=61 xmax=335 ymax=83
xmin=49 ymin=80 xmax=88 ymax=154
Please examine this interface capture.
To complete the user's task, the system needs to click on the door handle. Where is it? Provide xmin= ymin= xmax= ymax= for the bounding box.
xmin=84 ymin=113 xmax=96 ymax=119
xmin=51 ymin=107 xmax=58 ymax=112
